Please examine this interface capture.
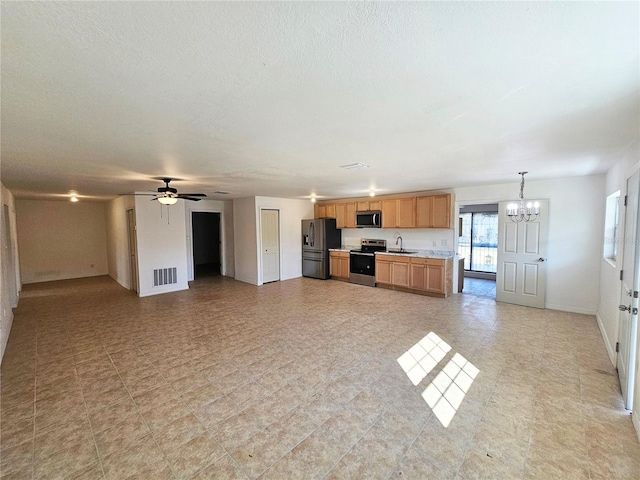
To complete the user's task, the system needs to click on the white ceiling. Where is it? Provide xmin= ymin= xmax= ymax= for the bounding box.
xmin=1 ymin=1 xmax=638 ymax=202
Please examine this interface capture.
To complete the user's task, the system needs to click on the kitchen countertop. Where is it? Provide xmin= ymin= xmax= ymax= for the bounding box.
xmin=376 ymin=250 xmax=456 ymax=259
xmin=328 ymin=248 xmax=455 ymax=259
xmin=328 ymin=247 xmax=353 ymax=252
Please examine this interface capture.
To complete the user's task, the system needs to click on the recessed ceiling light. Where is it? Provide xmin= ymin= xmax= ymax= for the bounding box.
xmin=340 ymin=163 xmax=369 ymax=170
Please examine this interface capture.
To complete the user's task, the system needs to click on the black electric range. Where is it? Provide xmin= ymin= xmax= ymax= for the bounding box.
xmin=349 ymin=239 xmax=386 ymax=287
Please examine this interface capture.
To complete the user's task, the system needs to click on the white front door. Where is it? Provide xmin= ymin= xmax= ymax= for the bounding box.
xmin=496 ymin=200 xmax=548 ymax=308
xmin=617 ymin=171 xmax=639 ymax=410
xmin=261 ymin=209 xmax=280 ymax=284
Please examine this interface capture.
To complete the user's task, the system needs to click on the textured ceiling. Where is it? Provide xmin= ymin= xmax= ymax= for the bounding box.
xmin=1 ymin=1 xmax=638 ymax=201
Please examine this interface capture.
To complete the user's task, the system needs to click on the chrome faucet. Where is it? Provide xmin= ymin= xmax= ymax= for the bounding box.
xmin=395 ymin=235 xmax=403 ymax=251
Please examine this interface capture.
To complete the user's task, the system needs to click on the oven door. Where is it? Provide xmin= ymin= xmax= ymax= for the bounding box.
xmin=350 ymin=252 xmax=375 ymax=276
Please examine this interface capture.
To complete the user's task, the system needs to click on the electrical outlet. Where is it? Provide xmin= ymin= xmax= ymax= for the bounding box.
xmin=441 ymin=240 xmax=447 ymax=246
xmin=432 ymin=241 xmax=437 ymax=247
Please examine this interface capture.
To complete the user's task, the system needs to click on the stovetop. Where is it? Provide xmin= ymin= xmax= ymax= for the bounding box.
xmin=352 ymin=238 xmax=386 ymax=254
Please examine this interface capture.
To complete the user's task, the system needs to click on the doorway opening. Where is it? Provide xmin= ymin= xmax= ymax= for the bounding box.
xmin=2 ymin=204 xmax=18 ymax=307
xmin=459 ymin=204 xmax=498 ymax=289
xmin=126 ymin=209 xmax=138 ymax=293
xmin=192 ymin=212 xmax=221 ymax=279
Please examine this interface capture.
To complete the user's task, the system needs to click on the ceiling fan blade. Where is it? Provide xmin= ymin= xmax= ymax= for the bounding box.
xmin=118 ymin=193 xmax=160 ymax=196
xmin=177 ymin=193 xmax=207 ymax=197
xmin=178 ymin=196 xmax=202 ymax=201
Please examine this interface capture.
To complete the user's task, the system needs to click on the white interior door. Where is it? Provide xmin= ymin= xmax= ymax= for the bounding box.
xmin=617 ymin=171 xmax=639 ymax=410
xmin=261 ymin=209 xmax=280 ymax=284
xmin=496 ymin=200 xmax=548 ymax=308
xmin=127 ymin=209 xmax=138 ymax=293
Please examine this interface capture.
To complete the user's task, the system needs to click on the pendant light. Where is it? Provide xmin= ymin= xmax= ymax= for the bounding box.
xmin=507 ymin=172 xmax=540 ymax=222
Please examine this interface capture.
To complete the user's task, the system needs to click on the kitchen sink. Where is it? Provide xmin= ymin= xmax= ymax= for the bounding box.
xmin=386 ymin=249 xmax=418 ymax=255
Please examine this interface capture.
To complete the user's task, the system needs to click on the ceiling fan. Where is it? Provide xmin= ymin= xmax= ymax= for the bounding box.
xmin=120 ymin=178 xmax=207 ymax=205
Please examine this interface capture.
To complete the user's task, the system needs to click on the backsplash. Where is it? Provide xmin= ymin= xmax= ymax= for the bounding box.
xmin=341 ymin=227 xmax=456 ymax=253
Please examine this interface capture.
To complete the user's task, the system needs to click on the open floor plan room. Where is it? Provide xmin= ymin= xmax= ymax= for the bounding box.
xmin=1 ymin=276 xmax=638 ymax=479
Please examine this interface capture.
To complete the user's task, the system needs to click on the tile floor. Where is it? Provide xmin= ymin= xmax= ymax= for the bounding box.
xmin=461 ymin=277 xmax=496 ymax=299
xmin=1 ymin=275 xmax=639 ymax=479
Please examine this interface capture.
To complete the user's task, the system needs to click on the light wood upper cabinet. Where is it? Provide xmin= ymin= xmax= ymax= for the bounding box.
xmin=416 ymin=194 xmax=451 ymax=228
xmin=431 ymin=195 xmax=451 ymax=228
xmin=397 ymin=197 xmax=416 ymax=228
xmin=319 ymin=193 xmax=451 ymax=228
xmin=335 ymin=203 xmax=347 ymax=228
xmin=381 ymin=200 xmax=397 ymax=228
xmin=315 ymin=203 xmax=336 ymax=219
xmin=325 ymin=204 xmax=336 ymax=219
xmin=345 ymin=203 xmax=356 ymax=228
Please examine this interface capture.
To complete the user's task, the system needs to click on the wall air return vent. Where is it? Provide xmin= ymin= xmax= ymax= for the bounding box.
xmin=153 ymin=267 xmax=177 ymax=287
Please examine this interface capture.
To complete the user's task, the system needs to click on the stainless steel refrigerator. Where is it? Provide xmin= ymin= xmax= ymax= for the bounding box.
xmin=302 ymin=218 xmax=342 ymax=279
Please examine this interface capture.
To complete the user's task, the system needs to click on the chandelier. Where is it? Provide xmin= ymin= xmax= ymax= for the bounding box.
xmin=507 ymin=172 xmax=539 ymax=222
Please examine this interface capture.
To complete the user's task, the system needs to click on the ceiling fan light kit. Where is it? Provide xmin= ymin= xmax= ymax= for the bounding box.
xmin=507 ymin=172 xmax=540 ymax=223
xmin=119 ymin=178 xmax=207 ymax=204
xmin=157 ymin=196 xmax=178 ymax=205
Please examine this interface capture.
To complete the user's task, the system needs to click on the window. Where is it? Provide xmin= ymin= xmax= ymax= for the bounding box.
xmin=603 ymin=191 xmax=620 ymax=264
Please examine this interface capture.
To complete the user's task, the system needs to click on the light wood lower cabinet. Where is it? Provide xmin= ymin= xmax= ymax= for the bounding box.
xmin=329 ymin=251 xmax=350 ymax=280
xmin=376 ymin=254 xmax=452 ymax=297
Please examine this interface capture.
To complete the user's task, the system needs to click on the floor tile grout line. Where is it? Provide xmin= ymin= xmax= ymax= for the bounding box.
xmin=31 ymin=323 xmax=39 ymax=480
xmin=74 ymin=344 xmax=110 ymax=480
xmin=102 ymin=342 xmax=178 ymax=479
xmin=134 ymin=340 xmax=243 ymax=480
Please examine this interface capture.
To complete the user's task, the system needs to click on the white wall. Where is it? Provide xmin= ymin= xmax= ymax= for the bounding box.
xmin=340 ymin=227 xmax=455 ymax=252
xmin=232 ymin=196 xmax=314 ymax=286
xmin=453 ymin=175 xmax=605 ymax=314
xmin=255 ymin=197 xmax=314 ymax=285
xmin=134 ymin=197 xmax=189 ymax=297
xmin=596 ymin=139 xmax=640 ymax=439
xmin=1 ymin=183 xmax=20 ymax=363
xmin=16 ymin=199 xmax=108 ymax=284
xmin=105 ymin=195 xmax=135 ymax=289
xmin=233 ymin=197 xmax=259 ymax=285
xmin=184 ymin=199 xmax=234 ymax=280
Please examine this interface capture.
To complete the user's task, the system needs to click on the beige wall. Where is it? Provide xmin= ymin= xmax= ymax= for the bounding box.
xmin=105 ymin=195 xmax=135 ymax=289
xmin=16 ymin=200 xmax=108 ymax=284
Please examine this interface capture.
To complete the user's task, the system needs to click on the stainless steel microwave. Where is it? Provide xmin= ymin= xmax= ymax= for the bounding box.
xmin=355 ymin=211 xmax=382 ymax=228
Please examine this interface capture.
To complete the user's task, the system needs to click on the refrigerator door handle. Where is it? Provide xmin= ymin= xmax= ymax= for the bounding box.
xmin=310 ymin=223 xmax=315 ymax=247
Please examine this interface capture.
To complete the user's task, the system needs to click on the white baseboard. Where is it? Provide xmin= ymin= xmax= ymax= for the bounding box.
xmin=545 ymin=304 xmax=597 ymax=316
xmin=596 ymin=313 xmax=617 ymax=367
xmin=633 ymin=411 xmax=640 ymax=442
xmin=138 ymin=283 xmax=189 ymax=297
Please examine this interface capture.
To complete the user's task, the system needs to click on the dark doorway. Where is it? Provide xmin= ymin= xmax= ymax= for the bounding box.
xmin=192 ymin=212 xmax=221 ymax=278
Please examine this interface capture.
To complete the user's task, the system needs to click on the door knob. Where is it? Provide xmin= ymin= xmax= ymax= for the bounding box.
xmin=620 ymin=305 xmax=631 ymax=312
xmin=537 ymin=258 xmax=547 ymax=262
